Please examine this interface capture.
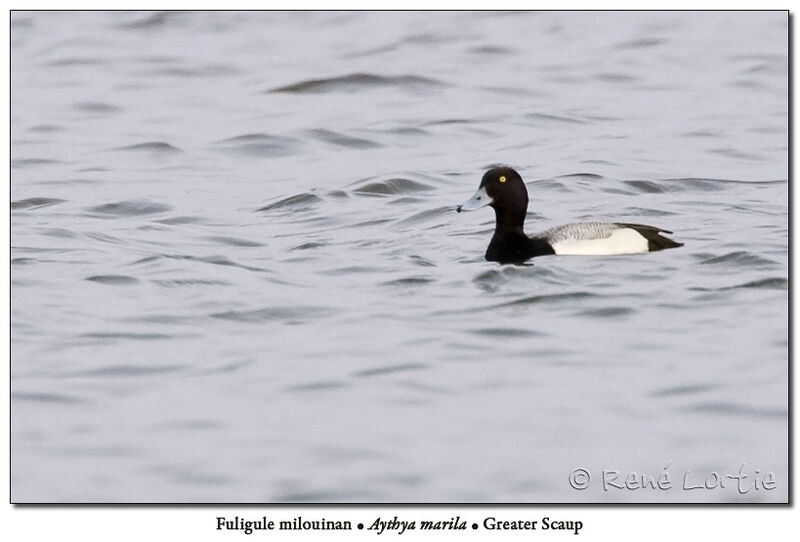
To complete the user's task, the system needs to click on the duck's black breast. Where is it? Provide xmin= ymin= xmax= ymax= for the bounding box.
xmin=486 ymin=230 xmax=555 ymax=263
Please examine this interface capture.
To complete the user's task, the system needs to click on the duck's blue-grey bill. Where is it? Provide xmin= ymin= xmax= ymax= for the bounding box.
xmin=456 ymin=186 xmax=491 ymax=213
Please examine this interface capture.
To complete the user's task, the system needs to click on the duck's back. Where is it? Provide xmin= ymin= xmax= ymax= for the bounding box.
xmin=533 ymin=222 xmax=682 ymax=256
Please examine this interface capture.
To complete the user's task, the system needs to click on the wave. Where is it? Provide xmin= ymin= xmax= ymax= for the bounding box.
xmin=268 ymin=72 xmax=446 ymax=94
xmin=351 ymin=177 xmax=435 ymax=196
xmin=12 ymin=197 xmax=65 ymax=210
xmin=87 ymin=199 xmax=172 ymax=216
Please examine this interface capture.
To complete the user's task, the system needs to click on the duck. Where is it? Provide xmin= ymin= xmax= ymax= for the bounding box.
xmin=457 ymin=166 xmax=683 ymax=263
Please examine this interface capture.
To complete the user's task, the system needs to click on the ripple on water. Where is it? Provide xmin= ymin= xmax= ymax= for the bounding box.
xmin=123 ymin=253 xmax=268 ymax=277
xmin=686 ymin=176 xmax=756 ymax=186
xmin=555 ymin=172 xmax=605 ymax=181
xmin=526 ymin=112 xmax=587 ymax=124
xmin=574 ymin=306 xmax=635 ymax=318
xmin=470 ymin=327 xmax=545 ymax=338
xmin=395 ymin=207 xmax=450 ymax=227
xmin=594 ymin=72 xmax=639 ymax=83
xmin=306 ymin=129 xmax=381 ymax=149
xmin=737 ymin=277 xmax=787 ymax=289
xmin=622 ymin=180 xmax=670 ymax=193
xmin=727 ymin=277 xmax=787 ymax=290
xmin=143 ymin=63 xmax=240 ymax=78
xmin=28 ymin=124 xmax=64 ymax=132
xmin=152 ymin=278 xmax=231 ymax=287
xmin=284 ymin=381 xmax=349 ymax=393
xmin=289 ymin=241 xmax=326 ymax=251
xmin=11 ymin=197 xmax=65 ymax=210
xmin=79 ymin=332 xmax=176 ymax=341
xmin=149 ymin=419 xmax=224 ymax=432
xmin=268 ymin=72 xmax=446 ymax=94
xmin=613 ymin=37 xmax=667 ymax=49
xmin=469 ymin=45 xmax=515 ymax=55
xmin=67 ymin=363 xmax=184 ymax=377
xmin=658 ymin=177 xmax=744 ymax=191
xmin=696 ymin=251 xmax=777 ymax=267
xmin=649 ymin=384 xmax=716 ymax=397
xmin=369 ymin=126 xmax=431 ymax=138
xmin=211 ymin=306 xmax=336 ymax=323
xmin=83 ymin=231 xmax=128 ymax=245
xmin=85 ymin=274 xmax=139 ymax=285
xmin=11 ymin=158 xmax=62 ymax=168
xmin=87 ymin=199 xmax=172 ymax=216
xmin=381 ymin=276 xmax=434 ymax=287
xmin=690 ymin=277 xmax=787 ymax=295
xmin=215 ymin=133 xmax=301 ymax=157
xmin=12 ymin=391 xmax=85 ymax=405
xmin=204 ymin=236 xmax=264 ymax=248
xmin=74 ymin=101 xmax=121 ymax=114
xmin=387 ymin=196 xmax=424 ymax=206
xmin=679 ymin=401 xmax=787 ymax=419
xmin=272 ymin=489 xmax=365 ymax=503
xmin=473 ymin=265 xmax=563 ymax=292
xmin=408 ymin=255 xmax=436 ymax=267
xmin=58 ymin=445 xmax=141 ymax=458
xmin=424 ymin=117 xmax=475 ymax=126
xmin=176 ymin=255 xmax=267 ymax=273
xmin=622 ymin=206 xmax=678 ymax=217
xmin=319 ymin=265 xmax=384 ymax=276
xmin=708 ymin=147 xmax=764 ymax=161
xmin=257 ymin=193 xmax=322 ymax=212
xmin=155 ymin=216 xmax=207 ymax=225
xmin=111 ymin=141 xmax=183 ymax=154
xmin=352 ymin=362 xmax=428 ymax=378
xmin=145 ymin=464 xmax=234 ymax=488
xmin=45 ymin=56 xmax=108 ymax=68
xmin=494 ymin=291 xmax=597 ymax=309
xmin=118 ymin=11 xmax=181 ymax=30
xmin=351 ymin=177 xmax=435 ymax=196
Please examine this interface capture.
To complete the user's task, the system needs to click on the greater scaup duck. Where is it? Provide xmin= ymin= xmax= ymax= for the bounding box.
xmin=457 ymin=167 xmax=683 ymax=263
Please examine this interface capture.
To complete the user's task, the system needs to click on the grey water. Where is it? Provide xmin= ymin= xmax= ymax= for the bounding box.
xmin=11 ymin=11 xmax=787 ymax=503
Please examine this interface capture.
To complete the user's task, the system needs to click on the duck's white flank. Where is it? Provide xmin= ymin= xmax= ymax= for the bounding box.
xmin=548 ymin=227 xmax=649 ymax=255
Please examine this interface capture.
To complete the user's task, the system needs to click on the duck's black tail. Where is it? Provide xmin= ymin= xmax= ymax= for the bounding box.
xmin=617 ymin=223 xmax=684 ymax=252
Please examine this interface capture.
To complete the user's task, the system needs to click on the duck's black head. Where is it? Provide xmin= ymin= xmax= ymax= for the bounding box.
xmin=457 ymin=166 xmax=529 ymax=233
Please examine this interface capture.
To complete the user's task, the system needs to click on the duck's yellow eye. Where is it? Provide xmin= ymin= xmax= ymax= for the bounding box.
xmin=499 ymin=175 xmax=507 ymax=183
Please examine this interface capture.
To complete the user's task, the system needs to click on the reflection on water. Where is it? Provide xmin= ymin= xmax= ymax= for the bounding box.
xmin=11 ymin=10 xmax=787 ymax=503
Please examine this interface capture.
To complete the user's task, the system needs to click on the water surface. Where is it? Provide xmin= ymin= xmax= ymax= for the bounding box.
xmin=11 ymin=11 xmax=788 ymax=503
